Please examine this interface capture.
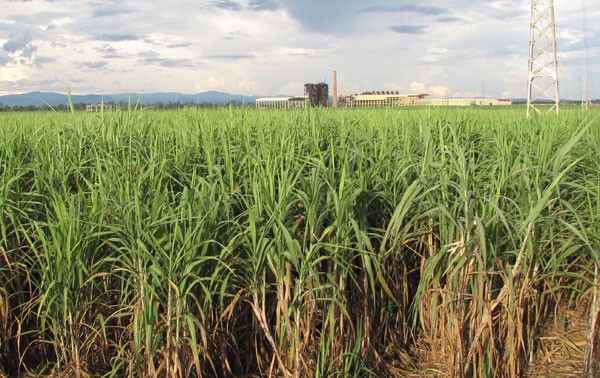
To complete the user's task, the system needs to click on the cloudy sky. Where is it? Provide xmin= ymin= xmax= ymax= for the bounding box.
xmin=1 ymin=0 xmax=598 ymax=99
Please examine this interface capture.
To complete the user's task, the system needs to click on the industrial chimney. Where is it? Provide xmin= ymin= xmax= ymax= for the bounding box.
xmin=332 ymin=70 xmax=338 ymax=108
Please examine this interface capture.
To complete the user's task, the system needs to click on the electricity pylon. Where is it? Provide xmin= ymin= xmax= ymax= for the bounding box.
xmin=527 ymin=0 xmax=560 ymax=117
xmin=581 ymin=0 xmax=590 ymax=110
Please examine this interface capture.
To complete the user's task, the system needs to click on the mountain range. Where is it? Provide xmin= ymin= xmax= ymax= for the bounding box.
xmin=1 ymin=92 xmax=597 ymax=108
xmin=0 ymin=91 xmax=260 ymax=107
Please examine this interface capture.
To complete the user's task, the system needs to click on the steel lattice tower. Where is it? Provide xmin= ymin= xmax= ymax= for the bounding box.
xmin=581 ymin=0 xmax=590 ymax=110
xmin=527 ymin=0 xmax=560 ymax=117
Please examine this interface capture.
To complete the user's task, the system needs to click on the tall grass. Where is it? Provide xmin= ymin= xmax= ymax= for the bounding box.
xmin=0 ymin=106 xmax=598 ymax=377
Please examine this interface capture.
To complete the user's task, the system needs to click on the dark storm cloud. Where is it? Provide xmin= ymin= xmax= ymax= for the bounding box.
xmin=0 ymin=21 xmax=23 ymax=34
xmin=0 ymin=80 xmax=27 ymax=93
xmin=360 ymin=4 xmax=447 ymax=16
xmin=0 ymin=23 xmax=18 ymax=33
xmin=211 ymin=0 xmax=279 ymax=12
xmin=280 ymin=0 xmax=525 ymax=35
xmin=96 ymin=34 xmax=141 ymax=42
xmin=95 ymin=46 xmax=122 ymax=58
xmin=144 ymin=37 xmax=160 ymax=46
xmin=0 ymin=77 xmax=62 ymax=94
xmin=0 ymin=52 xmax=11 ymax=65
xmin=3 ymin=31 xmax=33 ymax=53
xmin=447 ymin=0 xmax=526 ymax=20
xmin=91 ymin=5 xmax=136 ymax=18
xmin=6 ymin=12 xmax=64 ymax=29
xmin=138 ymin=51 xmax=195 ymax=68
xmin=80 ymin=61 xmax=109 ymax=70
xmin=143 ymin=37 xmax=193 ymax=49
xmin=248 ymin=0 xmax=279 ymax=11
xmin=2 ymin=30 xmax=37 ymax=65
xmin=155 ymin=58 xmax=195 ymax=68
xmin=390 ymin=25 xmax=427 ymax=34
xmin=167 ymin=42 xmax=193 ymax=48
xmin=437 ymin=16 xmax=462 ymax=23
xmin=51 ymin=41 xmax=67 ymax=48
xmin=278 ymin=0 xmax=359 ymax=33
xmin=278 ymin=0 xmax=443 ymax=35
xmin=207 ymin=54 xmax=255 ymax=60
xmin=138 ymin=51 xmax=159 ymax=61
xmin=212 ymin=0 xmax=243 ymax=11
xmin=34 ymin=55 xmax=57 ymax=67
xmin=21 ymin=44 xmax=37 ymax=58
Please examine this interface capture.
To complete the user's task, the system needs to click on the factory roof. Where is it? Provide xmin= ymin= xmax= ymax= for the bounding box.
xmin=352 ymin=93 xmax=429 ymax=100
xmin=256 ymin=96 xmax=308 ymax=102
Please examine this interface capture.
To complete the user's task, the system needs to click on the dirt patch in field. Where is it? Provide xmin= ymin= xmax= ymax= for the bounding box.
xmin=526 ymin=299 xmax=588 ymax=377
xmin=401 ymin=298 xmax=590 ymax=377
xmin=406 ymin=336 xmax=453 ymax=377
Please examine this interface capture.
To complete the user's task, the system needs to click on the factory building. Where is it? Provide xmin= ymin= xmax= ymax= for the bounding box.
xmin=304 ymin=83 xmax=329 ymax=107
xmin=255 ymin=82 xmax=328 ymax=109
xmin=86 ymin=103 xmax=116 ymax=112
xmin=255 ymin=76 xmax=513 ymax=109
xmin=255 ymin=96 xmax=309 ymax=109
xmin=429 ymin=98 xmax=513 ymax=107
xmin=429 ymin=98 xmax=475 ymax=107
xmin=339 ymin=92 xmax=429 ymax=107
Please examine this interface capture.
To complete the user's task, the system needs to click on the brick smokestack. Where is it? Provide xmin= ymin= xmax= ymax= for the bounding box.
xmin=332 ymin=70 xmax=338 ymax=108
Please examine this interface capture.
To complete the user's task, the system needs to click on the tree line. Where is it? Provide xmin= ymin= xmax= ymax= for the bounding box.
xmin=0 ymin=100 xmax=255 ymax=112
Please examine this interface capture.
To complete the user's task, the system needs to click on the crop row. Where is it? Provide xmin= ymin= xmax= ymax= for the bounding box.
xmin=0 ymin=107 xmax=599 ymax=377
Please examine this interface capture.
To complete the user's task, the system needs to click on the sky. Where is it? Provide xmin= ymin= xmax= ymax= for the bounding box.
xmin=0 ymin=0 xmax=598 ymax=99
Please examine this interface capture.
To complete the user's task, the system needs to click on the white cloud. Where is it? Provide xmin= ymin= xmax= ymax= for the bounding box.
xmin=194 ymin=78 xmax=226 ymax=92
xmin=382 ymin=82 xmax=403 ymax=92
xmin=235 ymin=79 xmax=258 ymax=93
xmin=0 ymin=67 xmax=28 ymax=82
xmin=278 ymin=81 xmax=305 ymax=96
xmin=429 ymin=85 xmax=452 ymax=97
xmin=410 ymin=82 xmax=451 ymax=97
xmin=409 ymin=82 xmax=427 ymax=93
xmin=452 ymin=91 xmax=482 ymax=98
xmin=422 ymin=47 xmax=448 ymax=64
xmin=0 ymin=0 xmax=597 ymax=99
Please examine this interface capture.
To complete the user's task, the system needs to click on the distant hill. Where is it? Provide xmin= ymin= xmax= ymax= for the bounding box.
xmin=0 ymin=91 xmax=260 ymax=107
xmin=499 ymin=98 xmax=597 ymax=105
xmin=1 ymin=92 xmax=596 ymax=108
